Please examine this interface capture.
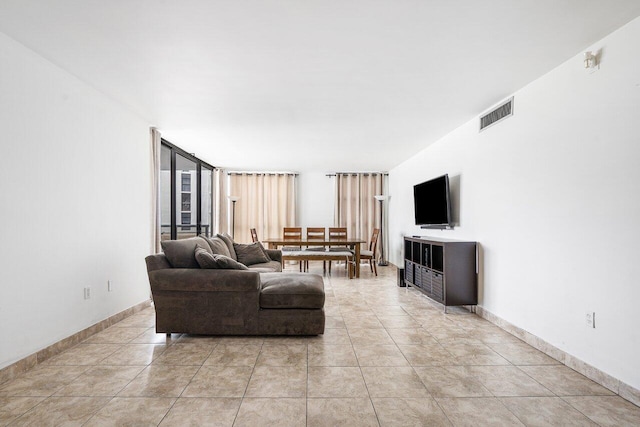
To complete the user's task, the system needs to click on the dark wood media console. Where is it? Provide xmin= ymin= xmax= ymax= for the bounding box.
xmin=404 ymin=236 xmax=478 ymax=312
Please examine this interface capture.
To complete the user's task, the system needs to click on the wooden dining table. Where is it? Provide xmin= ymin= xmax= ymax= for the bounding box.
xmin=263 ymin=237 xmax=366 ymax=278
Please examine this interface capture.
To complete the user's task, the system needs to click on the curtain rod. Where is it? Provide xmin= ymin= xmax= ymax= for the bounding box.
xmin=325 ymin=172 xmax=389 ymax=177
xmin=227 ymin=171 xmax=299 ymax=176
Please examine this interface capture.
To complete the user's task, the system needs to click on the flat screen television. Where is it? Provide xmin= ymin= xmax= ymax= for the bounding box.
xmin=413 ymin=174 xmax=452 ymax=228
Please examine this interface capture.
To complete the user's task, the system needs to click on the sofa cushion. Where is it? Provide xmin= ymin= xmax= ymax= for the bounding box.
xmin=260 ymin=273 xmax=325 ymax=309
xmin=248 ymin=260 xmax=282 ymax=272
xmin=195 ymin=247 xmax=249 ymax=270
xmin=161 ymin=236 xmax=208 ymax=268
xmin=234 ymin=242 xmax=270 ymax=266
xmin=217 ymin=233 xmax=237 ymax=260
xmin=206 ymin=236 xmax=232 ymax=258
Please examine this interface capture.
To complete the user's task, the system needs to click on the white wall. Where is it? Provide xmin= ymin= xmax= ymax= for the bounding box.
xmin=297 ymin=172 xmax=334 ymax=227
xmin=0 ymin=33 xmax=152 ymax=369
xmin=389 ymin=17 xmax=640 ymax=390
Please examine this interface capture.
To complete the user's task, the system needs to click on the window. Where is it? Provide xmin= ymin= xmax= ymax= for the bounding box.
xmin=181 ymin=173 xmax=191 ymax=192
xmin=159 ymin=140 xmax=215 ymax=240
xmin=181 ymin=193 xmax=191 ymax=211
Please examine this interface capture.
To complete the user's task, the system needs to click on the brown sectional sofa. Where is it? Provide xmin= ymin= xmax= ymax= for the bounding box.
xmin=145 ymin=235 xmax=325 ymax=336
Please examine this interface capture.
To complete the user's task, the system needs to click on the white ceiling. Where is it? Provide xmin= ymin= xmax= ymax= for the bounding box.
xmin=1 ymin=1 xmax=639 ymax=172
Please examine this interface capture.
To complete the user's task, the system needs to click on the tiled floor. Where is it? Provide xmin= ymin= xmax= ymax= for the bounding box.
xmin=2 ymin=264 xmax=640 ymax=426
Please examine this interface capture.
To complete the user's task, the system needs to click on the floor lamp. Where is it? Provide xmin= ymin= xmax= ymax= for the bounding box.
xmin=374 ymin=194 xmax=388 ymax=266
xmin=228 ymin=196 xmax=239 ymax=239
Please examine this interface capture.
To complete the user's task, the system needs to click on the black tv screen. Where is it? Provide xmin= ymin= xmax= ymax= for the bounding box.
xmin=413 ymin=174 xmax=452 ymax=228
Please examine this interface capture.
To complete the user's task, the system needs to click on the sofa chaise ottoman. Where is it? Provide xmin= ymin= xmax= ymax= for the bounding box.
xmin=145 ymin=235 xmax=325 ymax=335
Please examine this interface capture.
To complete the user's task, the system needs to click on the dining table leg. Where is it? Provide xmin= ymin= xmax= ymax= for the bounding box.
xmin=354 ymin=244 xmax=361 ymax=278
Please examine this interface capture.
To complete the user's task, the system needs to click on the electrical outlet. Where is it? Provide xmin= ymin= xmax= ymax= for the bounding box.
xmin=586 ymin=312 xmax=595 ymax=328
xmin=84 ymin=287 xmax=91 ymax=300
xmin=108 ymin=280 xmax=112 ymax=292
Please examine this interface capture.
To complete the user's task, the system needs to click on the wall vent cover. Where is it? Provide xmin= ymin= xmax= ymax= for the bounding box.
xmin=479 ymin=97 xmax=514 ymax=132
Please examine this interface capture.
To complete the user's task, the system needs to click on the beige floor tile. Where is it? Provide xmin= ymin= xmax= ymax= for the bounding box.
xmin=181 ymin=366 xmax=253 ymax=398
xmin=0 ymin=396 xmax=45 ymax=425
xmin=11 ymin=396 xmax=110 ymax=426
xmin=563 ymin=396 xmax=640 ymax=426
xmin=309 ymin=327 xmax=352 ymax=345
xmin=307 ymin=398 xmax=379 ymax=427
xmin=439 ymin=342 xmax=510 ymax=365
xmin=83 ymin=327 xmax=148 ymax=344
xmin=100 ymin=344 xmax=167 ymax=366
xmin=130 ymin=328 xmax=180 ymax=345
xmin=387 ymin=328 xmax=438 ymax=345
xmin=348 ymin=328 xmax=395 ymax=346
xmin=324 ymin=316 xmax=346 ymax=328
xmin=158 ymin=397 xmax=241 ymax=426
xmin=54 ymin=365 xmax=145 ymax=397
xmin=369 ymin=306 xmax=409 ymax=317
xmin=308 ymin=367 xmax=368 ymax=398
xmin=118 ymin=365 xmax=199 ymax=397
xmin=204 ymin=344 xmax=262 ymax=367
xmin=519 ymin=365 xmax=615 ymax=396
xmin=361 ymin=366 xmax=430 ymax=398
xmin=464 ymin=365 xmax=554 ymax=397
xmin=353 ymin=344 xmax=409 ymax=367
xmin=398 ymin=344 xmax=456 ymax=366
xmin=372 ymin=397 xmax=452 ymax=426
xmin=342 ymin=315 xmax=384 ymax=329
xmin=113 ymin=314 xmax=155 ymax=329
xmin=486 ymin=342 xmax=560 ymax=366
xmin=245 ymin=366 xmax=307 ymax=398
xmin=234 ymin=398 xmax=306 ymax=427
xmin=152 ymin=343 xmax=214 ymax=365
xmin=176 ymin=335 xmax=220 ymax=345
xmin=436 ymin=397 xmax=525 ymax=426
xmin=376 ymin=315 xmax=416 ymax=328
xmin=308 ymin=344 xmax=358 ymax=367
xmin=255 ymin=344 xmax=307 ymax=367
xmin=84 ymin=397 xmax=175 ymax=426
xmin=0 ymin=366 xmax=88 ymax=397
xmin=414 ymin=366 xmax=493 ymax=398
xmin=500 ymin=396 xmax=598 ymax=426
xmin=42 ymin=344 xmax=121 ymax=366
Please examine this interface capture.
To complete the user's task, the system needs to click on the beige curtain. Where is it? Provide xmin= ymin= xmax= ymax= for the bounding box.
xmin=228 ymin=173 xmax=297 ymax=243
xmin=213 ymin=168 xmax=229 ymax=235
xmin=334 ymin=173 xmax=384 ymax=256
xmin=150 ymin=127 xmax=162 ymax=253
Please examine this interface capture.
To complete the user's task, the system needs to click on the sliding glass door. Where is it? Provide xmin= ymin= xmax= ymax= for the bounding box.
xmin=160 ymin=140 xmax=215 ymax=240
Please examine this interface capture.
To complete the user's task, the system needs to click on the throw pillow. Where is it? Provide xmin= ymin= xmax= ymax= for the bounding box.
xmin=204 ymin=236 xmax=232 ymax=258
xmin=194 ymin=247 xmax=249 ymax=270
xmin=233 ymin=242 xmax=270 ymax=266
xmin=161 ymin=236 xmax=206 ymax=268
xmin=217 ymin=233 xmax=237 ymax=260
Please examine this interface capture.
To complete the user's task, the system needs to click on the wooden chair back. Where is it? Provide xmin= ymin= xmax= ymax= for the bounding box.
xmin=306 ymin=227 xmax=326 ymax=242
xmin=328 ymin=227 xmax=347 ymax=241
xmin=250 ymin=228 xmax=259 ymax=243
xmin=283 ymin=227 xmax=302 ymax=241
xmin=369 ymin=228 xmax=380 ymax=252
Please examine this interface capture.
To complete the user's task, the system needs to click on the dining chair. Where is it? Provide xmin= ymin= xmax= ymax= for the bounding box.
xmin=359 ymin=228 xmax=380 ymax=276
xmin=250 ymin=228 xmax=259 ymax=243
xmin=283 ymin=227 xmax=303 ymax=271
xmin=327 ymin=227 xmax=350 ymax=274
xmin=305 ymin=227 xmax=327 ymax=273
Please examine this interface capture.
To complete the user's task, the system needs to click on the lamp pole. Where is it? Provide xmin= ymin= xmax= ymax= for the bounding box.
xmin=228 ymin=196 xmax=239 ymax=239
xmin=374 ymin=195 xmax=388 ymax=266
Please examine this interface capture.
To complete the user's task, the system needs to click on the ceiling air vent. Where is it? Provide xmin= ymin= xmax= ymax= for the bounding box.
xmin=479 ymin=97 xmax=514 ymax=132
